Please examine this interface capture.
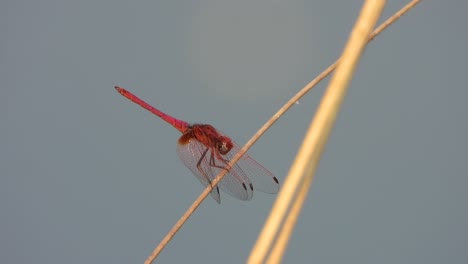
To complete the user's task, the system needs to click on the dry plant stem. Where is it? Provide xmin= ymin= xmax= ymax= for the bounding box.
xmin=257 ymin=1 xmax=387 ymax=262
xmin=143 ymin=170 xmax=229 ymax=264
xmin=248 ymin=0 xmax=429 ymax=262
xmin=144 ymin=1 xmax=421 ymax=263
xmin=265 ymin=166 xmax=313 ymax=264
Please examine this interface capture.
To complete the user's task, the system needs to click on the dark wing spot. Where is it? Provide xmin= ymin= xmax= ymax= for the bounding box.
xmin=215 ymin=186 xmax=221 ymax=204
xmin=242 ymin=183 xmax=247 ymax=190
xmin=249 ymin=183 xmax=254 ymax=191
xmin=273 ymin=177 xmax=279 ymax=184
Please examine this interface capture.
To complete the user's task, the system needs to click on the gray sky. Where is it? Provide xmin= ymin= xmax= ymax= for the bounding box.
xmin=3 ymin=1 xmax=468 ymax=263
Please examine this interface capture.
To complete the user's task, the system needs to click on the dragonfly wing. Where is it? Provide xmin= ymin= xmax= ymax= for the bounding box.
xmin=177 ymin=139 xmax=254 ymax=202
xmin=177 ymin=139 xmax=221 ymax=203
xmin=224 ymin=142 xmax=280 ymax=194
xmin=213 ymin=159 xmax=254 ymax=201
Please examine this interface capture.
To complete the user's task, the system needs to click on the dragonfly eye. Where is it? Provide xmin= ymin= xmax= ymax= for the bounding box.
xmin=217 ymin=140 xmax=232 ymax=155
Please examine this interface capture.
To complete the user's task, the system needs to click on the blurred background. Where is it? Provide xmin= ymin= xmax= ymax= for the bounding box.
xmin=2 ymin=1 xmax=467 ymax=263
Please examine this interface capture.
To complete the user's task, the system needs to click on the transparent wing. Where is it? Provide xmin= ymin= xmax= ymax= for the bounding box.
xmin=177 ymin=137 xmax=279 ymax=203
xmin=223 ymin=141 xmax=280 ymax=194
xmin=177 ymin=139 xmax=254 ymax=202
xmin=176 ymin=139 xmax=221 ymax=203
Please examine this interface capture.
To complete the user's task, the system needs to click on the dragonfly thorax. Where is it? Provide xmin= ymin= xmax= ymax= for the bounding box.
xmin=179 ymin=124 xmax=233 ymax=155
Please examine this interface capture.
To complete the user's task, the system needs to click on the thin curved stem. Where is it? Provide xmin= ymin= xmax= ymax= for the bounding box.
xmin=144 ymin=1 xmax=422 ymax=263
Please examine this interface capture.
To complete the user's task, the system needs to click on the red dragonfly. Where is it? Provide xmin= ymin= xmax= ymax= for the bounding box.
xmin=114 ymin=86 xmax=279 ymax=203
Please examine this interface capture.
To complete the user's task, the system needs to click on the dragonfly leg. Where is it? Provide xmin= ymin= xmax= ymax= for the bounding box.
xmin=196 ymin=148 xmax=219 ymax=194
xmin=208 ymin=150 xmax=231 ymax=171
xmin=208 ymin=150 xmax=249 ymax=191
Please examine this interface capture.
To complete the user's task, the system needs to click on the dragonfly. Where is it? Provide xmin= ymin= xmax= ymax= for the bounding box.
xmin=114 ymin=86 xmax=279 ymax=203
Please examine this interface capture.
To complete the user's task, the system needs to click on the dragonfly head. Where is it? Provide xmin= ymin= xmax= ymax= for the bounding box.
xmin=217 ymin=136 xmax=233 ymax=155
